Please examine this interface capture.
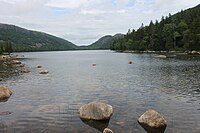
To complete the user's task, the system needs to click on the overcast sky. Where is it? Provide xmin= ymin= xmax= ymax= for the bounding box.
xmin=0 ymin=0 xmax=199 ymax=45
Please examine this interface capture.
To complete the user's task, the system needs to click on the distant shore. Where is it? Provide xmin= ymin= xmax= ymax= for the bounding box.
xmin=122 ymin=50 xmax=200 ymax=55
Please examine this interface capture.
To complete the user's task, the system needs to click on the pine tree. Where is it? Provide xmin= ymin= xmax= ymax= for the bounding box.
xmin=5 ymin=41 xmax=13 ymax=54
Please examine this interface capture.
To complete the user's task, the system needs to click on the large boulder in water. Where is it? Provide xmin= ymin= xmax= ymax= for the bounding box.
xmin=79 ymin=102 xmax=113 ymax=120
xmin=0 ymin=86 xmax=12 ymax=101
xmin=39 ymin=70 xmax=49 ymax=74
xmin=138 ymin=109 xmax=167 ymax=133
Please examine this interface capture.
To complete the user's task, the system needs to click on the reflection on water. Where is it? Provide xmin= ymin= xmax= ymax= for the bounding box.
xmin=0 ymin=98 xmax=9 ymax=103
xmin=0 ymin=50 xmax=200 ymax=133
xmin=81 ymin=119 xmax=109 ymax=132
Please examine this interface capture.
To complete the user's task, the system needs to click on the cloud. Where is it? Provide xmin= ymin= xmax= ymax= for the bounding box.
xmin=46 ymin=0 xmax=89 ymax=9
xmin=0 ymin=0 xmax=199 ymax=45
xmin=80 ymin=9 xmax=126 ymax=15
xmin=80 ymin=9 xmax=105 ymax=15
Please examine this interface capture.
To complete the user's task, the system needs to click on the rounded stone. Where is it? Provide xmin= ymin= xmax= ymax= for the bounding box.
xmin=138 ymin=109 xmax=167 ymax=133
xmin=39 ymin=70 xmax=49 ymax=74
xmin=36 ymin=65 xmax=42 ymax=68
xmin=0 ymin=86 xmax=12 ymax=100
xmin=103 ymin=128 xmax=114 ymax=133
xmin=79 ymin=101 xmax=113 ymax=120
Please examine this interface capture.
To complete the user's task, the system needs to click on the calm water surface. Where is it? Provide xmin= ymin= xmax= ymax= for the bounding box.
xmin=0 ymin=50 xmax=200 ymax=133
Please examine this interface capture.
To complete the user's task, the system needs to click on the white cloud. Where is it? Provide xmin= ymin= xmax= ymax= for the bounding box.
xmin=0 ymin=0 xmax=199 ymax=45
xmin=46 ymin=0 xmax=89 ymax=9
xmin=0 ymin=0 xmax=26 ymax=4
xmin=80 ymin=9 xmax=105 ymax=15
xmin=80 ymin=9 xmax=126 ymax=15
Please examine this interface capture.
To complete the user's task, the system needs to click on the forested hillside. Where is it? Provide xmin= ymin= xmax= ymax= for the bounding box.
xmin=83 ymin=34 xmax=124 ymax=50
xmin=0 ymin=23 xmax=78 ymax=52
xmin=111 ymin=4 xmax=200 ymax=52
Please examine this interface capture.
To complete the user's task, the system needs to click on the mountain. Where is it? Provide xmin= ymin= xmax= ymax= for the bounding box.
xmin=111 ymin=4 xmax=200 ymax=51
xmin=83 ymin=34 xmax=124 ymax=50
xmin=0 ymin=23 xmax=78 ymax=52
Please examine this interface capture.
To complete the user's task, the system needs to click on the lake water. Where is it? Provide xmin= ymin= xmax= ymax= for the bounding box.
xmin=0 ymin=50 xmax=200 ymax=133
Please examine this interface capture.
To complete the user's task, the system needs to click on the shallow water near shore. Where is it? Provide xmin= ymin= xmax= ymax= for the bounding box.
xmin=0 ymin=50 xmax=200 ymax=133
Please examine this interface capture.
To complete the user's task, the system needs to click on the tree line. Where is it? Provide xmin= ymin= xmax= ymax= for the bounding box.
xmin=111 ymin=4 xmax=200 ymax=52
xmin=0 ymin=41 xmax=13 ymax=54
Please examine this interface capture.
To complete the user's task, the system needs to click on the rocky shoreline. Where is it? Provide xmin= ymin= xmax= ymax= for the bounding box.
xmin=0 ymin=54 xmax=31 ymax=79
xmin=123 ymin=50 xmax=200 ymax=55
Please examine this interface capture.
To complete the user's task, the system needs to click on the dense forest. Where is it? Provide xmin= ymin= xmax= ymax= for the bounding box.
xmin=111 ymin=4 xmax=200 ymax=52
xmin=0 ymin=23 xmax=78 ymax=52
xmin=81 ymin=34 xmax=124 ymax=50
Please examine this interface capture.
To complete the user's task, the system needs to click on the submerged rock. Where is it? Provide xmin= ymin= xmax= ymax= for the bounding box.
xmin=81 ymin=119 xmax=109 ymax=132
xmin=79 ymin=101 xmax=113 ymax=120
xmin=36 ymin=65 xmax=42 ymax=68
xmin=138 ymin=109 xmax=167 ymax=133
xmin=20 ymin=67 xmax=31 ymax=73
xmin=0 ymin=86 xmax=12 ymax=101
xmin=103 ymin=128 xmax=114 ymax=133
xmin=0 ymin=111 xmax=12 ymax=115
xmin=39 ymin=70 xmax=49 ymax=74
xmin=116 ymin=121 xmax=125 ymax=127
xmin=128 ymin=61 xmax=133 ymax=64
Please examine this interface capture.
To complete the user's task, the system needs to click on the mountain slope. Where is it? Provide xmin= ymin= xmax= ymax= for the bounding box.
xmin=84 ymin=34 xmax=124 ymax=50
xmin=0 ymin=23 xmax=78 ymax=52
xmin=88 ymin=35 xmax=113 ymax=49
xmin=111 ymin=4 xmax=200 ymax=51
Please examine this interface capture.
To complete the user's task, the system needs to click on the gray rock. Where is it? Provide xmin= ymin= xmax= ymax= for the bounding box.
xmin=14 ymin=70 xmax=18 ymax=73
xmin=39 ymin=70 xmax=49 ymax=74
xmin=138 ymin=109 xmax=167 ymax=133
xmin=36 ymin=65 xmax=42 ymax=68
xmin=79 ymin=101 xmax=113 ymax=120
xmin=12 ymin=60 xmax=21 ymax=64
xmin=0 ymin=86 xmax=12 ymax=101
xmin=19 ymin=64 xmax=25 ymax=67
xmin=103 ymin=128 xmax=114 ymax=133
xmin=20 ymin=67 xmax=31 ymax=73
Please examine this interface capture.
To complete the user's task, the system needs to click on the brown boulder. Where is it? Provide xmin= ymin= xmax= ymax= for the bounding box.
xmin=0 ymin=86 xmax=12 ymax=101
xmin=79 ymin=102 xmax=113 ymax=120
xmin=138 ymin=109 xmax=167 ymax=133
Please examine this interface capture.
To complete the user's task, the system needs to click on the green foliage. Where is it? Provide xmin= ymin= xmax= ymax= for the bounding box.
xmin=85 ymin=34 xmax=124 ymax=50
xmin=112 ymin=4 xmax=200 ymax=51
xmin=0 ymin=41 xmax=13 ymax=54
xmin=0 ymin=24 xmax=78 ymax=52
xmin=0 ymin=44 xmax=3 ymax=54
xmin=87 ymin=35 xmax=113 ymax=50
xmin=5 ymin=41 xmax=13 ymax=54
